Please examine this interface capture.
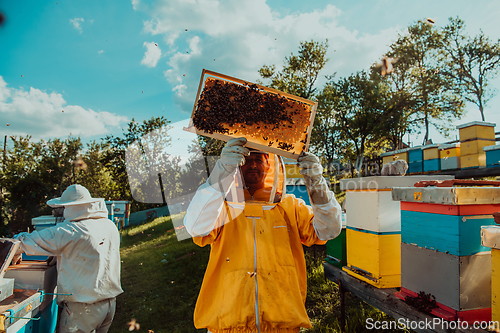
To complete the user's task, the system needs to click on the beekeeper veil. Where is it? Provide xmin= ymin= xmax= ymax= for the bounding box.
xmin=47 ymin=185 xmax=108 ymax=222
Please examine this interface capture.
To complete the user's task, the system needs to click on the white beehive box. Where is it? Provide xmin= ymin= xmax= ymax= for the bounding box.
xmin=340 ymin=175 xmax=454 ymax=233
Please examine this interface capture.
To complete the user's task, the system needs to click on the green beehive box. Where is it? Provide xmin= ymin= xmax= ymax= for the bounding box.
xmin=325 ymin=213 xmax=347 ymax=268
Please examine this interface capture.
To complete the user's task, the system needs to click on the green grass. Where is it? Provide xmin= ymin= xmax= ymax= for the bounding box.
xmin=110 ymin=215 xmax=210 ymax=333
xmin=110 ymin=216 xmax=409 ymax=333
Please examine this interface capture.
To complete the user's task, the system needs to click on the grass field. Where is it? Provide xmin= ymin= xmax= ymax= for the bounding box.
xmin=109 ymin=215 xmax=409 ymax=333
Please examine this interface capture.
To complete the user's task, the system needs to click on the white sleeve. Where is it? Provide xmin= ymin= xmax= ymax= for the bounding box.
xmin=14 ymin=227 xmax=64 ymax=256
xmin=183 ymin=181 xmax=229 ymax=238
xmin=311 ymin=195 xmax=342 ymax=241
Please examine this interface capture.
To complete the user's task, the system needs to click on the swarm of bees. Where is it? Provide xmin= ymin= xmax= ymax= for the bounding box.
xmin=192 ymin=78 xmax=311 ymax=152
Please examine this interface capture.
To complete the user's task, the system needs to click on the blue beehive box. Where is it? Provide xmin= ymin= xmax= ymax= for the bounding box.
xmin=408 ymin=146 xmax=423 ymax=173
xmin=423 ymin=158 xmax=440 ymax=172
xmin=484 ymin=144 xmax=500 ymax=168
xmin=105 ymin=201 xmax=115 ymax=221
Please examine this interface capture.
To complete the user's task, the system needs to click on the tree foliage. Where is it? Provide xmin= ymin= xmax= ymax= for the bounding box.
xmin=258 ymin=40 xmax=329 ymax=99
xmin=387 ymin=20 xmax=464 ymax=144
xmin=442 ymin=17 xmax=500 ymax=121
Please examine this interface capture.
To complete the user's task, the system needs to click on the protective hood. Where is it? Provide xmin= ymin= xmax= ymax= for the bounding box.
xmin=63 ymin=198 xmax=109 ymax=222
xmin=240 ymin=153 xmax=286 ymax=204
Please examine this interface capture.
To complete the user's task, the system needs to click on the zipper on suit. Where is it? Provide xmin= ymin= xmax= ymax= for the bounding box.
xmin=252 ymin=216 xmax=261 ymax=333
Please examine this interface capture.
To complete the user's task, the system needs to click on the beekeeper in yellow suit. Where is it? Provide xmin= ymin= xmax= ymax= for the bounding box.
xmin=184 ymin=137 xmax=342 ymax=333
xmin=14 ymin=184 xmax=122 ymax=333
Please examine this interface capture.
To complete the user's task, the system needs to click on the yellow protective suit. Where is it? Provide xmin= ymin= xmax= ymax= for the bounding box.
xmin=185 ymin=153 xmax=341 ymax=333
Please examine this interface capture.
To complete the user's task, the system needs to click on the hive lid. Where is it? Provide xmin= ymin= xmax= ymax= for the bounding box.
xmin=422 ymin=143 xmax=440 ymax=149
xmin=408 ymin=145 xmax=424 ymax=151
xmin=339 ymin=175 xmax=454 ymax=191
xmin=438 ymin=143 xmax=460 ymax=150
xmin=481 ymin=225 xmax=500 ymax=249
xmin=456 ymin=121 xmax=496 ymax=129
xmin=392 ymin=186 xmax=500 ymax=205
xmin=31 ymin=215 xmax=57 ymax=225
xmin=184 ymin=69 xmax=317 ymax=160
xmin=483 ymin=144 xmax=500 ymax=152
xmin=0 ymin=239 xmax=20 ymax=282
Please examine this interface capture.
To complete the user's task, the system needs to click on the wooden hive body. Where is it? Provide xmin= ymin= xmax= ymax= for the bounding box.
xmin=484 ymin=144 xmax=500 ymax=168
xmin=397 ymin=243 xmax=491 ymax=323
xmin=439 ymin=143 xmax=461 ymax=170
xmin=343 ymin=228 xmax=401 ymax=288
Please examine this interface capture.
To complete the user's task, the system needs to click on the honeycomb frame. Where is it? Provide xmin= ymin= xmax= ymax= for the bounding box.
xmin=185 ymin=69 xmax=318 ymax=160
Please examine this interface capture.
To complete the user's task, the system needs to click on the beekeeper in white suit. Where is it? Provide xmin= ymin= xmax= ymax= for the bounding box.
xmin=14 ymin=184 xmax=123 ymax=333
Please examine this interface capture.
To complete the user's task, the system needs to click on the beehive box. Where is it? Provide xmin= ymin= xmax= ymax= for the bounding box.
xmin=439 ymin=143 xmax=461 ymax=170
xmin=457 ymin=121 xmax=496 ymax=142
xmin=340 ymin=175 xmax=454 ymax=289
xmin=393 ymin=186 xmax=500 ymax=256
xmin=397 ymin=243 xmax=491 ymax=323
xmin=484 ymin=144 xmax=500 ymax=168
xmin=461 ymin=139 xmax=496 ymax=156
xmin=325 ymin=214 xmax=347 ymax=268
xmin=343 ymin=228 xmax=401 ymax=288
xmin=285 ymin=178 xmax=310 ymax=205
xmin=422 ymin=144 xmax=440 ymax=172
xmin=481 ymin=225 xmax=500 ymax=323
xmin=340 ymin=175 xmax=454 ymax=233
xmin=408 ymin=147 xmax=423 ymax=173
xmin=185 ymin=69 xmax=318 ymax=159
xmin=283 ymin=157 xmax=302 ymax=178
xmin=460 ymin=153 xmax=487 ymax=168
xmin=381 ymin=151 xmax=395 ymax=165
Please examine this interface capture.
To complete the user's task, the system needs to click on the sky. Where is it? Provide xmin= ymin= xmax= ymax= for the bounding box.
xmin=1 ymin=0 xmax=500 ymax=149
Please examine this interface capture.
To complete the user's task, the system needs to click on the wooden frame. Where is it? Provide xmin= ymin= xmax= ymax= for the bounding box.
xmin=184 ymin=69 xmax=318 ymax=159
xmin=0 ymin=239 xmax=20 ymax=282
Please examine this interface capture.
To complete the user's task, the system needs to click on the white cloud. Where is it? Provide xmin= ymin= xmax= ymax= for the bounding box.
xmin=98 ymin=50 xmax=104 ymax=55
xmin=141 ymin=41 xmax=162 ymax=68
xmin=0 ymin=76 xmax=129 ymax=141
xmin=70 ymin=17 xmax=84 ymax=34
xmin=132 ymin=0 xmax=140 ymax=11
xmin=138 ymin=1 xmax=401 ymax=112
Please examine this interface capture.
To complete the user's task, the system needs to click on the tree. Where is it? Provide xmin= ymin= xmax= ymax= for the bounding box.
xmin=442 ymin=17 xmax=500 ymax=121
xmin=258 ymin=40 xmax=329 ymax=99
xmin=388 ymin=20 xmax=464 ymax=144
xmin=317 ymin=71 xmax=397 ymax=176
xmin=102 ymin=116 xmax=171 ymax=204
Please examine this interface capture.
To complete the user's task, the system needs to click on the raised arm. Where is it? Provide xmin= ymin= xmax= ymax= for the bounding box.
xmin=297 ymin=151 xmax=342 ymax=241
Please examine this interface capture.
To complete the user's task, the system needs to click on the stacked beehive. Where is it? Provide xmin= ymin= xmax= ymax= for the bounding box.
xmin=339 ymin=175 xmax=453 ymax=288
xmin=457 ymin=121 xmax=496 ymax=168
xmin=423 ymin=144 xmax=441 ymax=172
xmin=393 ymin=182 xmax=499 ymax=322
xmin=439 ymin=143 xmax=461 ymax=170
xmin=481 ymin=225 xmax=500 ymax=324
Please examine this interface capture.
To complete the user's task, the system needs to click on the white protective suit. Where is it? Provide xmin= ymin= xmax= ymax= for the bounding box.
xmin=14 ymin=198 xmax=123 ymax=304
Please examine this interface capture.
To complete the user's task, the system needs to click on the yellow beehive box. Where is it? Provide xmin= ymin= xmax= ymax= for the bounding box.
xmin=186 ymin=69 xmax=317 ymax=160
xmin=423 ymin=144 xmax=440 ymax=160
xmin=493 ymin=248 xmax=500 ymax=323
xmin=382 ymin=154 xmax=394 ymax=165
xmin=343 ymin=228 xmax=401 ymax=288
xmin=461 ymin=139 xmax=496 ymax=156
xmin=457 ymin=121 xmax=496 ymax=142
xmin=460 ymin=153 xmax=487 ymax=168
xmin=481 ymin=226 xmax=500 ymax=323
xmin=439 ymin=143 xmax=460 ymax=158
xmin=393 ymin=149 xmax=409 ymax=163
xmin=283 ymin=157 xmax=302 ymax=178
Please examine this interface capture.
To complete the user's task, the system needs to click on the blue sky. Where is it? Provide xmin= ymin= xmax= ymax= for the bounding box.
xmin=1 ymin=0 xmax=499 ymax=147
